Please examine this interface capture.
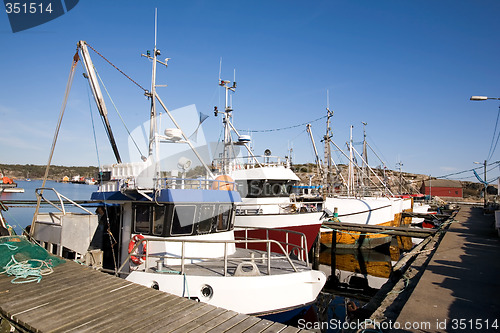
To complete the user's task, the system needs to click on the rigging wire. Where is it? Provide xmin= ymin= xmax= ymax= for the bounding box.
xmin=93 ymin=65 xmax=145 ymax=158
xmin=486 ymin=105 xmax=500 ymax=161
xmin=85 ymin=78 xmax=118 ymax=273
xmin=85 ymin=43 xmax=148 ymax=93
xmin=237 ymin=115 xmax=327 ymax=133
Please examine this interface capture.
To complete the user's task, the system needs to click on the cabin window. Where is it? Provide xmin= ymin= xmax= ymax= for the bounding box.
xmin=217 ymin=204 xmax=232 ymax=231
xmin=134 ymin=205 xmax=151 ymax=233
xmin=153 ymin=206 xmax=165 ymax=236
xmin=198 ymin=205 xmax=215 ymax=234
xmin=171 ymin=205 xmax=196 ymax=235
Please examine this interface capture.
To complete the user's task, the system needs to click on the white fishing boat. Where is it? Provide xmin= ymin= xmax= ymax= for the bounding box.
xmin=211 ymin=79 xmax=324 ymax=253
xmin=29 ymin=26 xmax=325 ymax=321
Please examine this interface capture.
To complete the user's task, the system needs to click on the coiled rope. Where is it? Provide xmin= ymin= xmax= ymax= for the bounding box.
xmin=0 ymin=244 xmax=54 ymax=284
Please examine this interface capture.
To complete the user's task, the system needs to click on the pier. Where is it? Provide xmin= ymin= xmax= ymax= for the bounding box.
xmin=0 ymin=260 xmax=310 ymax=332
xmin=350 ymin=205 xmax=500 ymax=332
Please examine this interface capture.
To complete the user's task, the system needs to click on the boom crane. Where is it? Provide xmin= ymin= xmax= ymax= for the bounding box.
xmin=77 ymin=40 xmax=122 ymax=163
xmin=306 ymin=124 xmax=324 ymax=181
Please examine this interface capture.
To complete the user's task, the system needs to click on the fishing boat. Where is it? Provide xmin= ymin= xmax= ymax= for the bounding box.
xmin=311 ymin=108 xmax=413 ymax=249
xmin=29 ymin=28 xmax=325 ymax=321
xmin=211 ymin=79 xmax=324 ymax=253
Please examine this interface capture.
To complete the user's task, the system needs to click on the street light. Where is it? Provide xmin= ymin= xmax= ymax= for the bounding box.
xmin=470 ymin=95 xmax=499 ymax=208
xmin=470 ymin=96 xmax=500 ymax=101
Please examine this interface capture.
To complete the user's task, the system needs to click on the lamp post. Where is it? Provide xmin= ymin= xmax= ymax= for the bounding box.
xmin=470 ymin=95 xmax=498 ymax=208
xmin=474 ymin=161 xmax=487 ymax=207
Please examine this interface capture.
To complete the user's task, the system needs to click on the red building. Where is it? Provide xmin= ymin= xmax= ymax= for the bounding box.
xmin=420 ymin=179 xmax=462 ymax=198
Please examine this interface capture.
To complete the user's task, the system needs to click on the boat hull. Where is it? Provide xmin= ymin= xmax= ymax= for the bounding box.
xmin=125 ymin=269 xmax=326 ymax=316
xmin=234 ymin=212 xmax=323 ymax=252
xmin=319 ymin=227 xmax=392 ymax=250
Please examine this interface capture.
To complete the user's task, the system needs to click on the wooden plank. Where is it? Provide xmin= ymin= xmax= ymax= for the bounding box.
xmin=240 ymin=319 xmax=275 ymax=333
xmin=223 ymin=316 xmax=262 ymax=333
xmin=259 ymin=322 xmax=290 ymax=333
xmin=169 ymin=307 xmax=228 ymax=333
xmin=67 ymin=293 xmax=179 ymax=333
xmin=2 ymin=269 xmax=121 ymax=314
xmin=205 ymin=313 xmax=248 ymax=332
xmin=122 ymin=300 xmax=201 ymax=332
xmin=185 ymin=310 xmax=238 ymax=333
xmin=275 ymin=326 xmax=301 ymax=333
xmin=0 ymin=261 xmax=85 ymax=301
xmin=33 ymin=282 xmax=146 ymax=331
xmin=149 ymin=303 xmax=216 ymax=333
xmin=6 ymin=271 xmax=121 ymax=316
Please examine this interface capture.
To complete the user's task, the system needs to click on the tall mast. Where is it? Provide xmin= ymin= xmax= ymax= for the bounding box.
xmin=149 ymin=9 xmax=159 ymax=159
xmin=323 ymin=90 xmax=333 ymax=196
xmin=348 ymin=125 xmax=355 ymax=196
xmin=219 ymin=77 xmax=236 ymax=174
xmin=361 ymin=122 xmax=368 ymax=190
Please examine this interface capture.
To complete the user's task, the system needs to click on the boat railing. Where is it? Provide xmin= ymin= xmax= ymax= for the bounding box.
xmin=235 ymin=201 xmax=323 ymax=215
xmin=156 ymin=177 xmax=238 ymax=191
xmin=119 ymin=236 xmax=308 ymax=277
xmin=234 ymin=226 xmax=308 ymax=261
xmin=34 ymin=188 xmax=94 ymax=215
xmin=212 ymin=155 xmax=288 ymax=170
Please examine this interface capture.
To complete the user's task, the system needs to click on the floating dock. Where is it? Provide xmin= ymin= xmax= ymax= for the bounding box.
xmin=0 ymin=260 xmax=310 ymax=332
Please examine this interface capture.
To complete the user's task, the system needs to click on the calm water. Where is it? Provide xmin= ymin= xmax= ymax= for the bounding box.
xmin=1 ymin=180 xmax=97 ymax=234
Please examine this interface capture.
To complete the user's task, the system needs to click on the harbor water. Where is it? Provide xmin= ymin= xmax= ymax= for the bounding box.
xmin=0 ymin=180 xmax=97 ymax=235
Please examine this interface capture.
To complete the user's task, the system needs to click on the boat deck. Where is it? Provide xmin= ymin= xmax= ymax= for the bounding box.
xmin=0 ymin=260 xmax=310 ymax=332
xmin=151 ymin=248 xmax=310 ymax=277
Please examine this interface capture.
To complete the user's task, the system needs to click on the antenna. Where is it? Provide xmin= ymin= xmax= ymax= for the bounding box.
xmin=326 ymin=89 xmax=330 ymax=109
xmin=219 ymin=57 xmax=222 ymax=83
xmin=154 ymin=8 xmax=157 ymax=48
xmin=233 ymin=68 xmax=236 ymax=83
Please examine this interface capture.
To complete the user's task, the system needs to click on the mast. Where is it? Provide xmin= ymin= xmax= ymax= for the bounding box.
xmin=323 ymin=90 xmax=333 ymax=196
xmin=348 ymin=125 xmax=355 ymax=196
xmin=214 ymin=74 xmax=261 ymax=173
xmin=217 ymin=78 xmax=236 ymax=174
xmin=361 ymin=122 xmax=368 ymax=191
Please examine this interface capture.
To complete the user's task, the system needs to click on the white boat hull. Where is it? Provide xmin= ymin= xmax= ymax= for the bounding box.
xmin=325 ymin=196 xmax=399 ymax=225
xmin=126 ymin=269 xmax=326 ymax=315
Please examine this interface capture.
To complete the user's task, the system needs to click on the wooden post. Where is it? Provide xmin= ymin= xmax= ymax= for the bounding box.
xmin=312 ymin=231 xmax=320 ymax=270
xmin=330 ymin=230 xmax=337 ymax=281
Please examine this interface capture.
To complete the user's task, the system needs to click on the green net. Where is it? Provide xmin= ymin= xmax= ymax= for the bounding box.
xmin=0 ymin=236 xmax=65 ymax=283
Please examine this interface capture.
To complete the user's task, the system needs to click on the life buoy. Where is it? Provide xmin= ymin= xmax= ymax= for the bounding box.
xmin=128 ymin=234 xmax=147 ymax=265
xmin=211 ymin=175 xmax=235 ymax=191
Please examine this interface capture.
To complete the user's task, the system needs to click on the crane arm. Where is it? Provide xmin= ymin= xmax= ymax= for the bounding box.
xmin=77 ymin=40 xmax=122 ymax=163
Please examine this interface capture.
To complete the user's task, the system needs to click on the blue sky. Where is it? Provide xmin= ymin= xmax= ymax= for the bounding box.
xmin=1 ymin=1 xmax=500 ymax=183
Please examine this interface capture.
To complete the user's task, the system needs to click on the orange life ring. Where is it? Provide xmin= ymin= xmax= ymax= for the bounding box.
xmin=211 ymin=175 xmax=235 ymax=191
xmin=128 ymin=234 xmax=147 ymax=265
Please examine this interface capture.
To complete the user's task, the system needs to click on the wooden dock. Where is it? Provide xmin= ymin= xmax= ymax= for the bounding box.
xmin=345 ymin=205 xmax=500 ymax=332
xmin=0 ymin=260 xmax=309 ymax=332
